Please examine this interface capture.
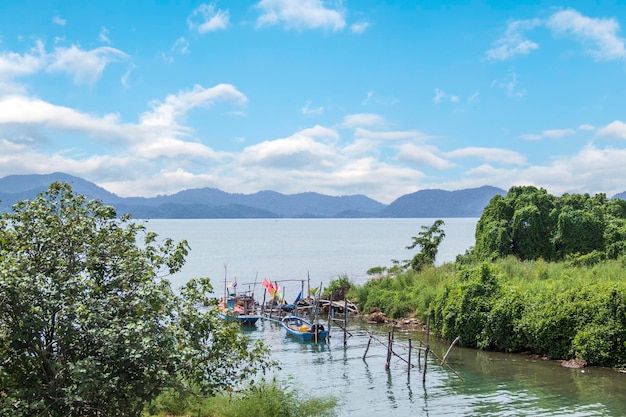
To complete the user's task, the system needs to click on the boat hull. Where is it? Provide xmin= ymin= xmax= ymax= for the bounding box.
xmin=281 ymin=315 xmax=328 ymax=341
xmin=218 ymin=312 xmax=259 ymax=326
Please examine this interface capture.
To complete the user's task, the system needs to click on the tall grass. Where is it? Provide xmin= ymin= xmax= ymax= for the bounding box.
xmin=354 ymin=257 xmax=626 ymax=367
xmin=144 ymin=379 xmax=337 ymax=417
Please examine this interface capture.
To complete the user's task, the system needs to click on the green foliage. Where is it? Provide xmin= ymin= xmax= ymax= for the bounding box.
xmin=322 ymin=275 xmax=355 ymax=301
xmin=0 ymin=183 xmax=274 ymax=417
xmin=431 ymin=264 xmax=500 ymax=348
xmin=473 ymin=186 xmax=626 ymax=262
xmin=354 ymin=264 xmax=457 ymax=319
xmin=406 ymin=219 xmax=446 ymax=271
xmin=145 ymin=379 xmax=338 ymax=417
xmin=428 ymin=258 xmax=626 ymax=367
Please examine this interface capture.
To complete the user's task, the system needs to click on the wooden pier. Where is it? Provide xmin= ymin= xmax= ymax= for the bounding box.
xmin=361 ymin=316 xmax=464 ymax=383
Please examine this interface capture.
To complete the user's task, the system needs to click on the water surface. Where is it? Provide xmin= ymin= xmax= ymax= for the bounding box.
xmin=145 ymin=218 xmax=626 ymax=416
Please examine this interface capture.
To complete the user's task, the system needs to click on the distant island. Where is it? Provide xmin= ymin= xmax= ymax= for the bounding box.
xmin=1 ymin=172 xmax=506 ymax=219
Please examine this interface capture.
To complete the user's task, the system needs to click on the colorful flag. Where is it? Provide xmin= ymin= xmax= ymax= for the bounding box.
xmin=261 ymin=278 xmax=270 ymax=289
xmin=228 ymin=280 xmax=237 ymax=288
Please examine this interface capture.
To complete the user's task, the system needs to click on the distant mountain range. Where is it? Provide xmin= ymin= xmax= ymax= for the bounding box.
xmin=0 ymin=172 xmax=507 ymax=218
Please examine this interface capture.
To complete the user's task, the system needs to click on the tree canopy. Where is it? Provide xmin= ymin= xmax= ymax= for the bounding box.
xmin=406 ymin=219 xmax=446 ymax=271
xmin=0 ymin=183 xmax=273 ymax=417
xmin=472 ymin=186 xmax=626 ymax=262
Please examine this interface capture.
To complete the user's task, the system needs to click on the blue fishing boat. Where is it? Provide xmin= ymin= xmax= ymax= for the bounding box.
xmin=281 ymin=315 xmax=328 ymax=342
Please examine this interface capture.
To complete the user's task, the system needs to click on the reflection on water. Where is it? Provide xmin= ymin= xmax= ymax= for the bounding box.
xmin=246 ymin=319 xmax=626 ymax=417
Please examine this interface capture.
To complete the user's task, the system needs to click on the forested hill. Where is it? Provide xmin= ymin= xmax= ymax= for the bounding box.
xmin=0 ymin=172 xmax=507 ymax=218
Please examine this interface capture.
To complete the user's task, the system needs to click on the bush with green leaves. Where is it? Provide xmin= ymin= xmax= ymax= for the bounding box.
xmin=0 ymin=183 xmax=274 ymax=417
xmin=322 ymin=275 xmax=355 ymax=301
xmin=145 ymin=379 xmax=337 ymax=417
xmin=428 ymin=259 xmax=626 ymax=367
xmin=473 ymin=186 xmax=626 ymax=262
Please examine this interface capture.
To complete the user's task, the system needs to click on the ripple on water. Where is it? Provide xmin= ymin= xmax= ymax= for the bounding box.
xmin=245 ymin=320 xmax=623 ymax=417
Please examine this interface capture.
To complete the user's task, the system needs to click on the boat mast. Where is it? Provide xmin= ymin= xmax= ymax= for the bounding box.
xmin=223 ymin=263 xmax=227 ymax=301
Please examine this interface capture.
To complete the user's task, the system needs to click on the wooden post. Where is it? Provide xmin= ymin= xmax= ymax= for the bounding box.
xmin=441 ymin=336 xmax=460 ymax=366
xmin=422 ymin=315 xmax=430 ymax=384
xmin=363 ymin=334 xmax=372 ymax=360
xmin=385 ymin=331 xmax=392 ymax=370
xmin=418 ymin=339 xmax=421 ymax=366
xmin=261 ymin=289 xmax=267 ymax=315
xmin=344 ymin=298 xmax=348 ymax=346
xmin=408 ymin=339 xmax=412 ymax=376
xmin=327 ymin=293 xmax=333 ymax=337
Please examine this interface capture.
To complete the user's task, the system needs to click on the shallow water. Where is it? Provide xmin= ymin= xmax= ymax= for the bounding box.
xmin=146 ymin=218 xmax=626 ymax=416
xmin=247 ymin=319 xmax=625 ymax=416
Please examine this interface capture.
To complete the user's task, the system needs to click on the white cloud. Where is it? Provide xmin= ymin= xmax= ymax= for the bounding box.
xmin=340 ymin=113 xmax=385 ymax=128
xmin=99 ymin=27 xmax=111 ymax=44
xmin=351 ymin=21 xmax=370 ymax=34
xmin=187 ymin=3 xmax=230 ymax=34
xmin=433 ymin=88 xmax=445 ymax=104
xmin=579 ymin=123 xmax=595 ymax=131
xmin=520 ymin=128 xmax=576 ymax=140
xmin=47 ymin=45 xmax=128 ymax=85
xmin=140 ymin=83 xmax=248 ymax=127
xmin=446 ymin=147 xmax=527 ymax=166
xmin=172 ymin=37 xmax=190 ymax=55
xmin=519 ymin=133 xmax=542 ymax=141
xmin=597 ymin=120 xmax=626 ymax=139
xmin=121 ymin=63 xmax=135 ymax=89
xmin=255 ymin=0 xmax=346 ymax=31
xmin=486 ymin=18 xmax=541 ymax=60
xmin=492 ymin=71 xmax=526 ymax=99
xmin=397 ymin=143 xmax=454 ymax=169
xmin=542 ymin=129 xmax=576 ymax=138
xmin=433 ymin=88 xmax=460 ymax=104
xmin=0 ymin=95 xmax=127 ymax=138
xmin=0 ymin=40 xmax=46 ymax=82
xmin=546 ymin=9 xmax=626 ymax=61
xmin=238 ymin=125 xmax=339 ymax=168
xmin=354 ymin=128 xmax=429 ymax=142
xmin=52 ymin=15 xmax=66 ymax=26
xmin=487 ymin=9 xmax=626 ymax=62
xmin=301 ymin=100 xmax=324 ymax=115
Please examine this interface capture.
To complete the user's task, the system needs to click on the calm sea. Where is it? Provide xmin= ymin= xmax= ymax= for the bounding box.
xmin=145 ymin=218 xmax=477 ymax=293
xmin=145 ymin=218 xmax=626 ymax=417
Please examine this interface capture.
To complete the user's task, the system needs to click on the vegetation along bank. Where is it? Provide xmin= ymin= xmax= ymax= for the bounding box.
xmin=333 ymin=186 xmax=626 ymax=369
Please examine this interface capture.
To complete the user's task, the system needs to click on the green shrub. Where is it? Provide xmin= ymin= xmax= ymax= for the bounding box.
xmin=145 ymin=379 xmax=337 ymax=417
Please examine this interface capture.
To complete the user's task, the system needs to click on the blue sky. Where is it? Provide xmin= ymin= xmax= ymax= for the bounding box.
xmin=1 ymin=1 xmax=626 ymax=203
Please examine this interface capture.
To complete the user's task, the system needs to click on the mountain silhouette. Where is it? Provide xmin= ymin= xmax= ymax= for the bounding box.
xmin=0 ymin=172 xmax=508 ymax=218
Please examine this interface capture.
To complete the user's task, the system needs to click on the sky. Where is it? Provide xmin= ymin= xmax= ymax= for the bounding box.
xmin=2 ymin=1 xmax=626 ymax=204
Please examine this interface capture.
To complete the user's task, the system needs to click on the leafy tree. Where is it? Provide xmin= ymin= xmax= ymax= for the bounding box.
xmin=0 ymin=183 xmax=273 ymax=417
xmin=405 ymin=219 xmax=446 ymax=271
xmin=473 ymin=195 xmax=514 ymax=260
xmin=471 ymin=186 xmax=626 ymax=262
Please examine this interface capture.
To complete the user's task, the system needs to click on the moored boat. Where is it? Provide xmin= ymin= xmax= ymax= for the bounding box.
xmin=281 ymin=315 xmax=328 ymax=342
xmin=218 ymin=293 xmax=260 ymax=326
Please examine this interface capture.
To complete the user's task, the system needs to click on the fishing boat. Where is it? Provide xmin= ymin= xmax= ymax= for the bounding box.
xmin=281 ymin=315 xmax=328 ymax=341
xmin=218 ymin=268 xmax=260 ymax=326
xmin=218 ymin=293 xmax=260 ymax=326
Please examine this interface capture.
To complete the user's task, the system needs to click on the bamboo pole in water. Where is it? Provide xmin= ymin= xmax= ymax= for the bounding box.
xmin=327 ymin=292 xmax=333 ymax=338
xmin=422 ymin=315 xmax=430 ymax=384
xmin=418 ymin=339 xmax=422 ymax=367
xmin=363 ymin=334 xmax=372 ymax=360
xmin=344 ymin=298 xmax=348 ymax=346
xmin=441 ymin=336 xmax=460 ymax=366
xmin=408 ymin=339 xmax=412 ymax=376
xmin=385 ymin=331 xmax=392 ymax=370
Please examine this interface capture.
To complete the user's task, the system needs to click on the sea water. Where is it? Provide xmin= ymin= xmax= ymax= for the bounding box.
xmin=145 ymin=218 xmax=626 ymax=416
